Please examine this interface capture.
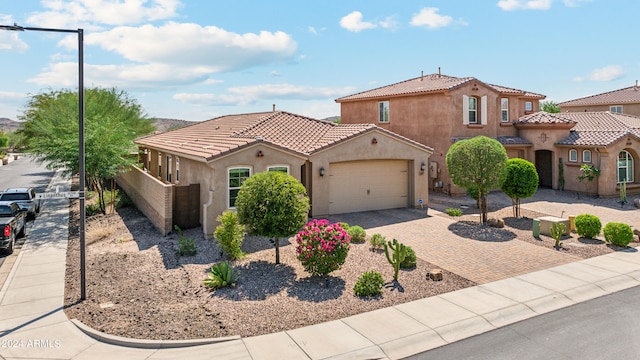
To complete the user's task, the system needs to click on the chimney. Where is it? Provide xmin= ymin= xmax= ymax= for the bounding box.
xmin=272 ymin=104 xmax=276 ymax=112
xmin=421 ymin=71 xmax=424 ymax=81
xmin=635 ymin=80 xmax=638 ymax=90
xmin=438 ymin=66 xmax=441 ymax=77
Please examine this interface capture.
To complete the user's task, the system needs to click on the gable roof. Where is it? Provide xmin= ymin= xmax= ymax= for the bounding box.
xmin=136 ymin=111 xmax=432 ymax=161
xmin=551 ymin=111 xmax=640 ymax=146
xmin=515 ymin=112 xmax=577 ymax=126
xmin=335 ymin=73 xmax=545 ymax=102
xmin=558 ymin=85 xmax=640 ymax=107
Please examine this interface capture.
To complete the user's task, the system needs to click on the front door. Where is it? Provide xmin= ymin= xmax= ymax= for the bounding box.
xmin=535 ymin=150 xmax=553 ymax=188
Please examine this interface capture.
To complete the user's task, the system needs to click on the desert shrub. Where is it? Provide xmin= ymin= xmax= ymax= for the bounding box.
xmin=400 ymin=246 xmax=417 ymax=268
xmin=85 ymin=203 xmax=101 ymax=216
xmin=295 ymin=219 xmax=350 ymax=276
xmin=445 ymin=208 xmax=463 ymax=217
xmin=550 ymin=222 xmax=566 ymax=248
xmin=603 ymin=222 xmax=634 ymax=247
xmin=348 ymin=225 xmax=366 ymax=243
xmin=175 ymin=225 xmax=197 ymax=256
xmin=340 ymin=222 xmax=350 ymax=231
xmin=574 ymin=214 xmax=602 ymax=239
xmin=370 ymin=233 xmax=386 ymax=249
xmin=214 ymin=211 xmax=245 ymax=260
xmin=203 ymin=261 xmax=237 ymax=289
xmin=116 ymin=191 xmax=133 ymax=209
xmin=353 ymin=270 xmax=385 ymax=297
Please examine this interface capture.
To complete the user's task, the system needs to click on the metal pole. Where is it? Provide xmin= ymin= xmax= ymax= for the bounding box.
xmin=78 ymin=29 xmax=86 ymax=301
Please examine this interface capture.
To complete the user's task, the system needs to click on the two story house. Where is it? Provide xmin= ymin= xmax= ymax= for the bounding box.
xmin=559 ymin=83 xmax=640 ymax=116
xmin=336 ymin=73 xmax=545 ymax=196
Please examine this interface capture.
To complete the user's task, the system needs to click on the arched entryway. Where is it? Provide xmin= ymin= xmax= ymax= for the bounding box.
xmin=535 ymin=150 xmax=553 ymax=188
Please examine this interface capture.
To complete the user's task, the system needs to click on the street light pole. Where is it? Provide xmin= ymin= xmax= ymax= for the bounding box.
xmin=0 ymin=23 xmax=87 ymax=300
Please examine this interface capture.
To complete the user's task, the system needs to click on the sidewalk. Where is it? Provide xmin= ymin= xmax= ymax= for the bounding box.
xmin=1 ymin=178 xmax=640 ymax=359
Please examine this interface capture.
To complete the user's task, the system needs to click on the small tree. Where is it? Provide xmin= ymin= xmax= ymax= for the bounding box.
xmin=446 ymin=136 xmax=508 ymax=224
xmin=577 ymin=164 xmax=601 ymax=197
xmin=540 ymin=100 xmax=561 ymax=113
xmin=501 ymin=158 xmax=539 ymax=217
xmin=214 ymin=210 xmax=245 ymax=260
xmin=235 ymin=172 xmax=310 ymax=264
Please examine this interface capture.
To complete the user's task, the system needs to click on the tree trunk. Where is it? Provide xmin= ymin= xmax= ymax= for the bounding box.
xmin=275 ymin=237 xmax=280 ymax=264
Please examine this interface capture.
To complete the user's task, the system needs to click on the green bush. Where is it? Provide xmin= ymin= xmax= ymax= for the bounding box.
xmin=550 ymin=222 xmax=566 ymax=248
xmin=175 ymin=225 xmax=197 ymax=256
xmin=85 ymin=203 xmax=101 ymax=216
xmin=353 ymin=270 xmax=385 ymax=297
xmin=203 ymin=261 xmax=237 ymax=289
xmin=445 ymin=208 xmax=463 ymax=217
xmin=348 ymin=225 xmax=366 ymax=243
xmin=400 ymin=246 xmax=417 ymax=268
xmin=603 ymin=222 xmax=634 ymax=247
xmin=370 ymin=233 xmax=386 ymax=249
xmin=116 ymin=191 xmax=133 ymax=209
xmin=340 ymin=222 xmax=350 ymax=231
xmin=574 ymin=214 xmax=602 ymax=239
xmin=214 ymin=211 xmax=245 ymax=260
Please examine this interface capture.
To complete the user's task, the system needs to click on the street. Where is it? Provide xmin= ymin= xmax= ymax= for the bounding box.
xmin=405 ymin=284 xmax=640 ymax=360
xmin=0 ymin=155 xmax=55 ymax=267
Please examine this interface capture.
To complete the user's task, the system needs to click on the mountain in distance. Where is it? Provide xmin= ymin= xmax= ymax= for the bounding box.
xmin=0 ymin=118 xmax=22 ymax=133
xmin=151 ymin=118 xmax=195 ymax=133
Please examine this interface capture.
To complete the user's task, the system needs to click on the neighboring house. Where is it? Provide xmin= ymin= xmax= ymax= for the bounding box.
xmin=119 ymin=111 xmax=433 ymax=236
xmin=514 ymin=111 xmax=640 ymax=198
xmin=558 ymin=83 xmax=640 ymax=116
xmin=336 ymin=73 xmax=545 ymax=195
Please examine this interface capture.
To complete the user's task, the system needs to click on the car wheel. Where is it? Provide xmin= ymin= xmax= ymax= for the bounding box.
xmin=17 ymin=224 xmax=25 ymax=238
xmin=3 ymin=235 xmax=14 ymax=255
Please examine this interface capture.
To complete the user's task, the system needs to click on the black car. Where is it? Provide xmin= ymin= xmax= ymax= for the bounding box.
xmin=0 ymin=188 xmax=41 ymax=220
xmin=0 ymin=201 xmax=26 ymax=254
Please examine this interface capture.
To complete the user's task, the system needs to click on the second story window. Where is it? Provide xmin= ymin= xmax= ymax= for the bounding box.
xmin=610 ymin=105 xmax=623 ymax=113
xmin=378 ymin=101 xmax=389 ymax=123
xmin=468 ymin=97 xmax=478 ymax=123
xmin=582 ymin=150 xmax=591 ymax=163
xmin=569 ymin=149 xmax=577 ymax=162
xmin=501 ymin=98 xmax=509 ymax=122
xmin=525 ymin=101 xmax=533 ymax=112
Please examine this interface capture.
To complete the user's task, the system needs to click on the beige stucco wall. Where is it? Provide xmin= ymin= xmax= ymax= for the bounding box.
xmin=560 ymin=104 xmax=640 ymax=117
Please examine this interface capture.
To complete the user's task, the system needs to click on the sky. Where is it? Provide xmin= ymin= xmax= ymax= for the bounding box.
xmin=0 ymin=0 xmax=638 ymax=122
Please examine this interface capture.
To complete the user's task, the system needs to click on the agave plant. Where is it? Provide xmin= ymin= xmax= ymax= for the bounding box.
xmin=203 ymin=261 xmax=237 ymax=289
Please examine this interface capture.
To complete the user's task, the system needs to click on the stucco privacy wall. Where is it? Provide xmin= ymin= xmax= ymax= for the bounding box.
xmin=117 ymin=166 xmax=173 ymax=235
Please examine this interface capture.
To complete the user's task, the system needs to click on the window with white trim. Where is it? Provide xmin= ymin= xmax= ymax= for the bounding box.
xmin=501 ymin=98 xmax=509 ymax=122
xmin=175 ymin=157 xmax=180 ymax=183
xmin=228 ymin=167 xmax=251 ymax=208
xmin=158 ymin=153 xmax=162 ymax=177
xmin=617 ymin=151 xmax=634 ymax=183
xmin=463 ymin=95 xmax=487 ymax=125
xmin=268 ymin=165 xmax=289 ymax=174
xmin=582 ymin=150 xmax=591 ymax=163
xmin=378 ymin=101 xmax=389 ymax=123
xmin=569 ymin=149 xmax=577 ymax=162
xmin=166 ymin=155 xmax=172 ymax=182
xmin=468 ymin=97 xmax=478 ymax=123
xmin=525 ymin=101 xmax=533 ymax=112
xmin=610 ymin=105 xmax=623 ymax=113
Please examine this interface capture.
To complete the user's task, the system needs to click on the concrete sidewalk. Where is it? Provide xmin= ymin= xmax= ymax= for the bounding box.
xmin=2 ymin=178 xmax=640 ymax=359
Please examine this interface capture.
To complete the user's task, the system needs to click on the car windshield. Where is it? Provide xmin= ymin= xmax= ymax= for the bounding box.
xmin=0 ymin=206 xmax=12 ymax=216
xmin=0 ymin=194 xmax=30 ymax=201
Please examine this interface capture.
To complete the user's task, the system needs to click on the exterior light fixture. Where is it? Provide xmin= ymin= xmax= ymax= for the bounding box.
xmin=319 ymin=167 xmax=325 ymax=177
xmin=420 ymin=162 xmax=426 ymax=173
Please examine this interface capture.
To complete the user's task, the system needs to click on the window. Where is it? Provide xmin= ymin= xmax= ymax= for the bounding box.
xmin=268 ymin=165 xmax=289 ymax=174
xmin=158 ymin=153 xmax=162 ymax=177
xmin=463 ymin=95 xmax=487 ymax=124
xmin=228 ymin=167 xmax=251 ymax=208
xmin=582 ymin=150 xmax=591 ymax=163
xmin=378 ymin=101 xmax=389 ymax=123
xmin=176 ymin=157 xmax=180 ymax=182
xmin=617 ymin=151 xmax=634 ymax=183
xmin=569 ymin=149 xmax=577 ymax=162
xmin=501 ymin=98 xmax=509 ymax=122
xmin=166 ymin=155 xmax=172 ymax=182
xmin=468 ymin=97 xmax=477 ymax=123
xmin=525 ymin=101 xmax=533 ymax=112
xmin=610 ymin=105 xmax=623 ymax=113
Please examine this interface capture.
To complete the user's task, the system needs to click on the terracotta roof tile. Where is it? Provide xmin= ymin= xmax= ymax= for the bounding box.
xmin=515 ymin=112 xmax=577 ymax=125
xmin=450 ymin=136 xmax=531 ymax=145
xmin=559 ymin=85 xmax=640 ymax=106
xmin=335 ymin=74 xmax=544 ymax=102
xmin=553 ymin=111 xmax=640 ymax=146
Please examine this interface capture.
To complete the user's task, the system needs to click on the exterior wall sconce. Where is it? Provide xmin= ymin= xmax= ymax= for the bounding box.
xmin=256 ymin=150 xmax=264 ymax=157
xmin=420 ymin=162 xmax=426 ymax=173
xmin=319 ymin=167 xmax=325 ymax=177
xmin=372 ymin=138 xmax=378 ymax=145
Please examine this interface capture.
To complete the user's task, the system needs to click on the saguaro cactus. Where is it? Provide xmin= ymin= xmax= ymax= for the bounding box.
xmin=384 ymin=239 xmax=407 ymax=281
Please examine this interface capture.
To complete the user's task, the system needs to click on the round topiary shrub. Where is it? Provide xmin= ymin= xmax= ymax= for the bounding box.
xmin=603 ymin=222 xmax=634 ymax=247
xmin=353 ymin=270 xmax=385 ymax=297
xmin=574 ymin=214 xmax=602 ymax=239
xmin=369 ymin=233 xmax=386 ymax=249
xmin=400 ymin=246 xmax=417 ymax=268
xmin=295 ymin=219 xmax=350 ymax=276
xmin=347 ymin=225 xmax=366 ymax=243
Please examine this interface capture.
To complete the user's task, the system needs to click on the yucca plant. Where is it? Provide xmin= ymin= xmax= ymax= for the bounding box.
xmin=203 ymin=261 xmax=237 ymax=289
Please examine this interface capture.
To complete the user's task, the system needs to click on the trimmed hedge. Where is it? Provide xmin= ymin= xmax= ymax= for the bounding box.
xmin=603 ymin=222 xmax=634 ymax=247
xmin=574 ymin=214 xmax=602 ymax=239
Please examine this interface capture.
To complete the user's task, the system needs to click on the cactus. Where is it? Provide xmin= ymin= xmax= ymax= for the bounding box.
xmin=384 ymin=239 xmax=407 ymax=281
xmin=550 ymin=222 xmax=566 ymax=248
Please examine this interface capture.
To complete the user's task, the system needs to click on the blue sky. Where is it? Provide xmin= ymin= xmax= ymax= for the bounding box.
xmin=0 ymin=0 xmax=638 ymax=122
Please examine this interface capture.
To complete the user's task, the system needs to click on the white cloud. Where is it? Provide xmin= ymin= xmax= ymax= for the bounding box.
xmin=26 ymin=0 xmax=181 ymax=28
xmin=497 ymin=0 xmax=552 ymax=11
xmin=379 ymin=16 xmax=399 ymax=31
xmin=410 ymin=8 xmax=453 ymax=29
xmin=173 ymin=93 xmax=251 ymax=106
xmin=0 ymin=15 xmax=29 ymax=52
xmin=563 ymin=0 xmax=592 ymax=7
xmin=340 ymin=11 xmax=377 ymax=32
xmin=587 ymin=65 xmax=624 ymax=81
xmin=0 ymin=91 xmax=28 ymax=100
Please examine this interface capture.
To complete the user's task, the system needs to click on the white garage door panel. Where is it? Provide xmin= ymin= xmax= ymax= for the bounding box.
xmin=329 ymin=160 xmax=408 ymax=214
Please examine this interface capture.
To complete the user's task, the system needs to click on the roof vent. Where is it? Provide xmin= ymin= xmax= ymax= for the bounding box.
xmin=272 ymin=104 xmax=276 ymax=112
xmin=256 ymin=136 xmax=263 ymax=141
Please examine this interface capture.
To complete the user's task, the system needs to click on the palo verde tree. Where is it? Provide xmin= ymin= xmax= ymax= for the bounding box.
xmin=501 ymin=158 xmax=539 ymax=218
xmin=446 ymin=136 xmax=508 ymax=224
xmin=18 ymin=87 xmax=154 ymax=214
xmin=235 ymin=171 xmax=310 ymax=264
xmin=540 ymin=100 xmax=561 ymax=113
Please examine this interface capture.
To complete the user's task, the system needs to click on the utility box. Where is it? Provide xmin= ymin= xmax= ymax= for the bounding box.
xmin=532 ymin=219 xmax=540 ymax=238
xmin=569 ymin=215 xmax=576 ymax=232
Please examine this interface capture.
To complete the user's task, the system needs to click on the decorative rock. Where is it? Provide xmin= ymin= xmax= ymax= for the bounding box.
xmin=487 ymin=218 xmax=505 ymax=228
xmin=635 ymin=199 xmax=640 ymax=208
xmin=428 ymin=269 xmax=443 ymax=281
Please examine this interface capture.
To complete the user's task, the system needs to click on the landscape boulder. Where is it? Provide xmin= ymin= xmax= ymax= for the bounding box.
xmin=487 ymin=218 xmax=505 ymax=228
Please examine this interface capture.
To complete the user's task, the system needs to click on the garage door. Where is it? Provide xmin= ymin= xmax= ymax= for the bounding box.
xmin=329 ymin=160 xmax=409 ymax=214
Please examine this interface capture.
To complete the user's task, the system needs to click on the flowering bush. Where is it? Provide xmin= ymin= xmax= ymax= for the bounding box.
xmin=296 ymin=219 xmax=351 ymax=276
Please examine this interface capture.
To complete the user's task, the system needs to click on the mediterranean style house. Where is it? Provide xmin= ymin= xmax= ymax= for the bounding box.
xmin=336 ymin=73 xmax=545 ymax=196
xmin=559 ymin=83 xmax=640 ymax=117
xmin=336 ymin=73 xmax=640 ymax=198
xmin=118 ymin=111 xmax=433 ymax=236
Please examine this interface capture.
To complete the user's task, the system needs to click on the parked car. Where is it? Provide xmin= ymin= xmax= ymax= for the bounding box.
xmin=0 ymin=187 xmax=41 ymax=220
xmin=0 ymin=201 xmax=26 ymax=254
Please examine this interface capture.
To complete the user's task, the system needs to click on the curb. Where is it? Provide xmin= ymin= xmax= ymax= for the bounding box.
xmin=71 ymin=319 xmax=241 ymax=349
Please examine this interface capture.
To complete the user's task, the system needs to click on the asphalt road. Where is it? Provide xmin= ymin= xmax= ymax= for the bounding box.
xmin=0 ymin=155 xmax=56 ymax=266
xmin=405 ymin=284 xmax=640 ymax=360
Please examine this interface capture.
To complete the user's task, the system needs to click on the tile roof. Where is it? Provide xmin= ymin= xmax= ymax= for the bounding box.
xmin=335 ymin=73 xmax=545 ymax=102
xmin=558 ymin=85 xmax=640 ymax=106
xmin=553 ymin=112 xmax=640 ymax=146
xmin=450 ymin=136 xmax=531 ymax=145
xmin=515 ymin=112 xmax=577 ymax=126
xmin=136 ymin=111 xmax=431 ymax=161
